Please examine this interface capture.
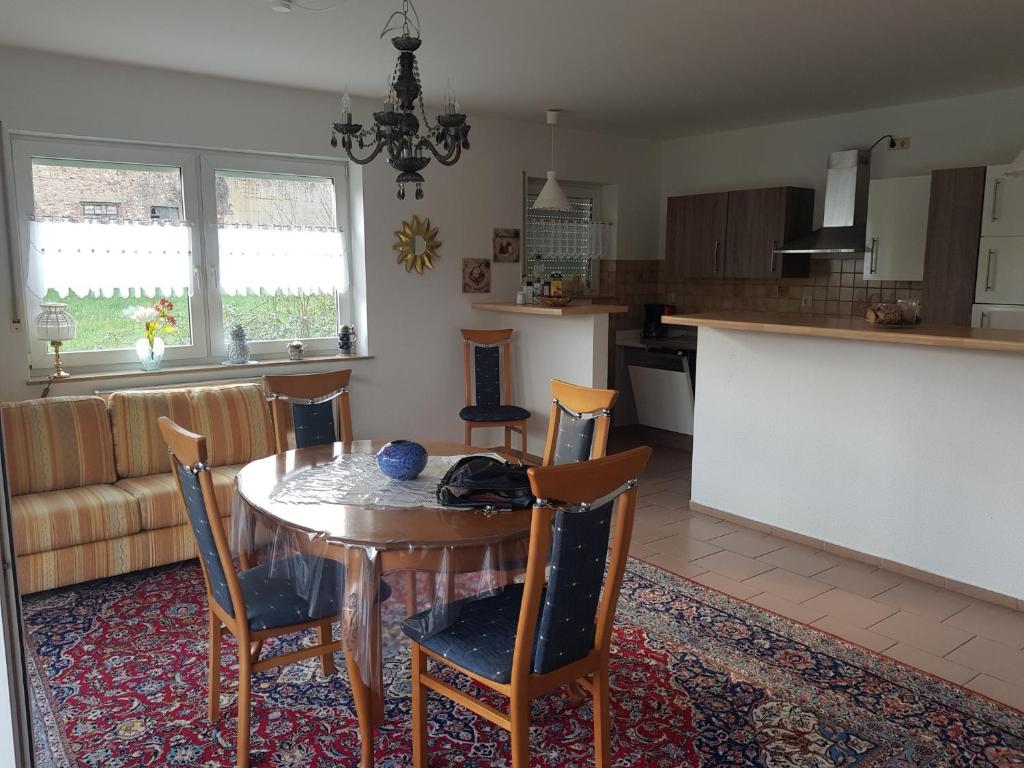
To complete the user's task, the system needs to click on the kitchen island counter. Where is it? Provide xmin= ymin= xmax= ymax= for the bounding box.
xmin=664 ymin=311 xmax=1024 ymax=354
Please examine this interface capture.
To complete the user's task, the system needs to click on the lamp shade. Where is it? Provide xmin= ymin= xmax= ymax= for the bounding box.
xmin=533 ymin=170 xmax=571 ymax=210
xmin=34 ymin=302 xmax=77 ymax=342
xmin=1006 ymin=146 xmax=1024 ymax=177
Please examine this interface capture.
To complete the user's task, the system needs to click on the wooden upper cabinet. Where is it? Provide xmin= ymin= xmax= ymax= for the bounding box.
xmin=724 ymin=187 xmax=814 ymax=279
xmin=922 ymin=167 xmax=985 ymax=326
xmin=665 ymin=192 xmax=728 ymax=278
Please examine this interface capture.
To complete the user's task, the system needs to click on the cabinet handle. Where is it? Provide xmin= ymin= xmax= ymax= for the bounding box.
xmin=992 ymin=179 xmax=1001 ymax=222
xmin=769 ymin=240 xmax=777 ymax=274
xmin=980 ymin=311 xmax=991 ymax=328
xmin=870 ymin=237 xmax=878 ymax=274
xmin=712 ymin=240 xmax=720 ymax=274
xmin=985 ymin=248 xmax=996 ymax=291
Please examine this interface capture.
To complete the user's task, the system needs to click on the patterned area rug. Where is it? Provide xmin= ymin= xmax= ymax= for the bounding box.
xmin=23 ymin=559 xmax=1024 ymax=767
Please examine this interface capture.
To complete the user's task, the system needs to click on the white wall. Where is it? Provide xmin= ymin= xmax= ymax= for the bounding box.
xmin=691 ymin=328 xmax=1024 ymax=600
xmin=658 ymin=86 xmax=1024 ymax=257
xmin=0 ymin=46 xmax=662 ymax=452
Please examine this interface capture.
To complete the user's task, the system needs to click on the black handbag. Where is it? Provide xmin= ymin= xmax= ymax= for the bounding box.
xmin=436 ymin=455 xmax=535 ymax=509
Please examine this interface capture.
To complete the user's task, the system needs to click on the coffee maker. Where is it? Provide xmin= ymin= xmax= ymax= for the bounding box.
xmin=643 ymin=303 xmax=675 ymax=338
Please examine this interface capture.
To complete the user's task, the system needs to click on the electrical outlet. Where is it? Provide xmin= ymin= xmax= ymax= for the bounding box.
xmin=890 ymin=136 xmax=911 ymax=150
xmin=801 ymin=295 xmax=813 ymax=310
xmin=10 ymin=322 xmax=21 ymax=333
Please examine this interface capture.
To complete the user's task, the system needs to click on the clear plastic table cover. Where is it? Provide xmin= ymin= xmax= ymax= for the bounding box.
xmin=230 ymin=448 xmax=532 ymax=693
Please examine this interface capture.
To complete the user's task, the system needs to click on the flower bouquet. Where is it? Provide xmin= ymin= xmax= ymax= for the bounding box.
xmin=130 ymin=298 xmax=177 ymax=371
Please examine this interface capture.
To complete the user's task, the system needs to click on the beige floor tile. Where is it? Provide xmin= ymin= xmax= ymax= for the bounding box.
xmin=801 ymin=588 xmax=899 ymax=629
xmin=645 ymin=533 xmax=722 ymax=562
xmin=645 ymin=551 xmax=710 ymax=580
xmin=743 ymin=568 xmax=833 ymax=604
xmin=631 ymin=520 xmax=686 ymax=546
xmin=628 ymin=542 xmax=660 ymax=560
xmin=758 ymin=544 xmax=841 ymax=577
xmin=876 ymin=579 xmax=973 ymax=622
xmin=868 ymin=611 xmax=974 ymax=658
xmin=945 ymin=636 xmax=1024 ymax=688
xmin=884 ymin=643 xmax=978 ymax=686
xmin=813 ymin=562 xmax=903 ymax=598
xmin=749 ymin=592 xmax=829 ymax=625
xmin=691 ymin=570 xmax=763 ymax=601
xmin=943 ymin=601 xmax=1024 ymax=650
xmin=691 ymin=549 xmax=775 ymax=582
xmin=712 ymin=529 xmax=789 ymax=558
xmin=634 ymin=503 xmax=691 ymax=526
xmin=660 ymin=513 xmax=739 ymax=542
xmin=811 ymin=616 xmax=897 ymax=653
xmin=641 ymin=488 xmax=690 ymax=510
xmin=965 ymin=674 xmax=1024 ymax=712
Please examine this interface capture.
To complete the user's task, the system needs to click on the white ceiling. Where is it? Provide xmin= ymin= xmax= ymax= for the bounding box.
xmin=2 ymin=0 xmax=1024 ymax=139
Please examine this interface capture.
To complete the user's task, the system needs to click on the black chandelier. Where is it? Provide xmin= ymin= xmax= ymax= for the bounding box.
xmin=330 ymin=0 xmax=471 ymax=200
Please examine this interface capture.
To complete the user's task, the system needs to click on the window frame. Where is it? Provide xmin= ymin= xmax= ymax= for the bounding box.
xmin=10 ymin=136 xmax=208 ymax=372
xmin=199 ymin=151 xmax=351 ymax=358
xmin=8 ymin=134 xmax=353 ymax=375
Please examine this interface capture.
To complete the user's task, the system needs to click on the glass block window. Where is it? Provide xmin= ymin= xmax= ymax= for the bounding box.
xmin=525 ymin=193 xmax=598 ymax=293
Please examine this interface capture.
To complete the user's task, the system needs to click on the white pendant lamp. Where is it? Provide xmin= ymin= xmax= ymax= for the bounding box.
xmin=533 ymin=110 xmax=571 ymax=210
xmin=1006 ymin=146 xmax=1024 ymax=177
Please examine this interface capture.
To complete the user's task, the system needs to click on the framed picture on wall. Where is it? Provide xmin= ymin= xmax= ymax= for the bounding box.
xmin=493 ymin=227 xmax=520 ymax=263
xmin=462 ymin=258 xmax=491 ymax=293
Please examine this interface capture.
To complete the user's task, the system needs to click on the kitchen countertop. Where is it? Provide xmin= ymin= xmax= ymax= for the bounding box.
xmin=664 ymin=311 xmax=1024 ymax=354
xmin=473 ymin=302 xmax=628 ymax=317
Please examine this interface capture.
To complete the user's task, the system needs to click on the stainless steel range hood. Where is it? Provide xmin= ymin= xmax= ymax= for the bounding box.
xmin=775 ymin=149 xmax=871 ymax=257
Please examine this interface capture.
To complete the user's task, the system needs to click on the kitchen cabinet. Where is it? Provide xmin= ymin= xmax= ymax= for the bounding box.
xmin=972 ymin=304 xmax=1024 ymax=330
xmin=665 ymin=192 xmax=728 ymax=278
xmin=975 ymin=237 xmax=1024 ymax=304
xmin=723 ymin=186 xmax=814 ymax=279
xmin=922 ymin=167 xmax=985 ymax=326
xmin=863 ymin=175 xmax=931 ymax=281
xmin=981 ymin=164 xmax=1024 ymax=237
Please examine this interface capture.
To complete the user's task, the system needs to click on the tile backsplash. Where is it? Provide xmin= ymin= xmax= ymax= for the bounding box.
xmin=600 ymin=257 xmax=925 ymax=332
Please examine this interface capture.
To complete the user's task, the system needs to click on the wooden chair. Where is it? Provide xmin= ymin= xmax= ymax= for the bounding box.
xmin=459 ymin=329 xmax=530 ymax=460
xmin=264 ymin=369 xmax=353 ymax=454
xmin=159 ymin=416 xmax=347 ymax=768
xmin=403 ymin=445 xmax=653 ymax=768
xmin=542 ymin=379 xmax=618 ymax=465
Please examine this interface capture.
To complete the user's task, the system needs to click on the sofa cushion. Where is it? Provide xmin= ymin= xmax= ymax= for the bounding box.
xmin=188 ymin=384 xmax=275 ymax=467
xmin=108 ymin=389 xmax=193 ymax=479
xmin=115 ymin=466 xmax=239 ymax=531
xmin=1 ymin=396 xmax=117 ymax=496
xmin=11 ymin=484 xmax=142 ymax=556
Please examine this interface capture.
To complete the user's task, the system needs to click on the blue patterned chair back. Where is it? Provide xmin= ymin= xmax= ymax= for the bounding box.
xmin=473 ymin=344 xmax=502 ymax=406
xmin=530 ymin=499 xmax=614 ymax=673
xmin=552 ymin=409 xmax=598 ymax=464
xmin=291 ymin=400 xmax=337 ymax=448
xmin=545 ymin=380 xmax=618 ymax=465
xmin=174 ymin=460 xmax=236 ymax=617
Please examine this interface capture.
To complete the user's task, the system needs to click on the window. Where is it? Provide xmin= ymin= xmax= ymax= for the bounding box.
xmin=11 ymin=136 xmax=351 ymax=374
xmin=150 ymin=205 xmax=180 ymax=221
xmin=524 ymin=181 xmax=604 ymax=294
xmin=81 ymin=202 xmax=119 ymax=220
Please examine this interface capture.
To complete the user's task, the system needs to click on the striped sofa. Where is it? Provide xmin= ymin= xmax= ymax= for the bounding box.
xmin=1 ymin=383 xmax=276 ymax=594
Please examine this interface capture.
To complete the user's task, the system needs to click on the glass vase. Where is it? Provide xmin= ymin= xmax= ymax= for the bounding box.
xmin=135 ymin=337 xmax=166 ymax=371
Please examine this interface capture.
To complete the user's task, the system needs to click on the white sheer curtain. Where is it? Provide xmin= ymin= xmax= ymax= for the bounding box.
xmin=217 ymin=224 xmax=348 ymax=296
xmin=28 ymin=218 xmax=192 ymax=298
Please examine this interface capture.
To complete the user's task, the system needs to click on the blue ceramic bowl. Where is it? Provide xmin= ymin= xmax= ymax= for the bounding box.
xmin=376 ymin=440 xmax=428 ymax=481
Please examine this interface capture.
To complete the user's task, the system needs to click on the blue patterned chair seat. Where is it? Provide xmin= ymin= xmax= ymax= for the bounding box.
xmin=459 ymin=405 xmax=531 ymax=423
xmin=402 ymin=584 xmax=549 ymax=684
xmin=238 ymin=555 xmax=391 ymax=631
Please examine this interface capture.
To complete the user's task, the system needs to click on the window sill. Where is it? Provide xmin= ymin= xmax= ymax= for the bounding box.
xmin=26 ymin=353 xmax=373 ymax=387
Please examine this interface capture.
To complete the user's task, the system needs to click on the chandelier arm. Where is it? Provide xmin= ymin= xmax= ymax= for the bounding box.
xmin=418 ymin=138 xmax=463 ymax=167
xmin=343 ymin=140 xmax=388 ymax=166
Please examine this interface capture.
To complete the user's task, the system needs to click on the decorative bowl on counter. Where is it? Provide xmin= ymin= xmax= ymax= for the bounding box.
xmin=866 ymin=298 xmax=920 ymax=327
xmin=537 ymin=296 xmax=573 ymax=308
xmin=376 ymin=440 xmax=428 ymax=480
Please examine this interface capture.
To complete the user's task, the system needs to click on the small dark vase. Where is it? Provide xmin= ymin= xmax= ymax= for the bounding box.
xmin=376 ymin=440 xmax=428 ymax=481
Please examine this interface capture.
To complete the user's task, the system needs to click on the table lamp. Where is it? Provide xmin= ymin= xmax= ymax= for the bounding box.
xmin=34 ymin=302 xmax=77 ymax=378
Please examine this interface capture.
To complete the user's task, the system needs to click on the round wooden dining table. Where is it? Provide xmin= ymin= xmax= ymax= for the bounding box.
xmin=234 ymin=439 xmax=533 ymax=768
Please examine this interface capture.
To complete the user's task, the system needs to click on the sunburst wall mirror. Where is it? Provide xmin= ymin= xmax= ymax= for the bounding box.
xmin=393 ymin=215 xmax=442 ymax=274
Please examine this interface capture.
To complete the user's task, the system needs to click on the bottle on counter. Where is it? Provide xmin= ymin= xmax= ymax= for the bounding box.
xmin=524 ymin=281 xmax=534 ymax=303
xmin=550 ymin=272 xmax=563 ymax=297
xmin=542 ymin=280 xmax=551 ymax=297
